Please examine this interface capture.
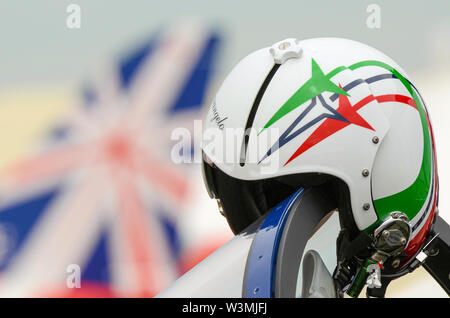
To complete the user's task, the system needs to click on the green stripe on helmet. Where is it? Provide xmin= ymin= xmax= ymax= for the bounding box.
xmin=343 ymin=61 xmax=431 ymax=230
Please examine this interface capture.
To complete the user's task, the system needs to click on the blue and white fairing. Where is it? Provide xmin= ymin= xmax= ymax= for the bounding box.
xmin=157 ymin=188 xmax=340 ymax=298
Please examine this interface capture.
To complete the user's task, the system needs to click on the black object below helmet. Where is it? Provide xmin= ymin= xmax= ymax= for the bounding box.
xmin=202 ymin=152 xmax=359 ymax=237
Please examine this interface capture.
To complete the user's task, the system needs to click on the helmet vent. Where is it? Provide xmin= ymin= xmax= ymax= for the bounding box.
xmin=240 ymin=63 xmax=281 ymax=167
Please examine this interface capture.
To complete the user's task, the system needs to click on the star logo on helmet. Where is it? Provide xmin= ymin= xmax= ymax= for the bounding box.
xmin=284 ymin=86 xmax=374 ymax=165
xmin=258 ymin=58 xmax=349 ymax=134
xmin=259 ymin=85 xmax=374 ymax=165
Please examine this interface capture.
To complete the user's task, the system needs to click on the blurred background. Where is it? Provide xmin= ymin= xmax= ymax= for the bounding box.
xmin=0 ymin=0 xmax=448 ymax=297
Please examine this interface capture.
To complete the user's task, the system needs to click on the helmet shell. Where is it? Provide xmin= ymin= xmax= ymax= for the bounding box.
xmin=202 ymin=38 xmax=437 ymax=257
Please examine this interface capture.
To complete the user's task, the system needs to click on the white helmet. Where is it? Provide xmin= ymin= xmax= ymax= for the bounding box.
xmin=201 ymin=38 xmax=438 ymax=284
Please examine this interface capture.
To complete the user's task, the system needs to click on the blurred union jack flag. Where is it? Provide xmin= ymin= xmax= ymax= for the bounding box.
xmin=0 ymin=22 xmax=221 ymax=297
